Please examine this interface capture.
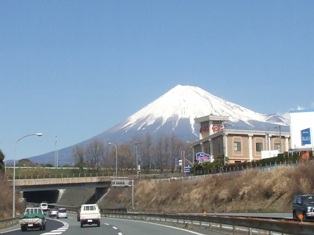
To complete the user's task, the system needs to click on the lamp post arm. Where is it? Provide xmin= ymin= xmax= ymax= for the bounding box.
xmin=15 ymin=133 xmax=41 ymax=145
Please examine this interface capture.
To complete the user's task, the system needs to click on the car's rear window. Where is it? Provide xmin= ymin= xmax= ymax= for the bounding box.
xmin=303 ymin=196 xmax=314 ymax=204
xmin=83 ymin=205 xmax=96 ymax=211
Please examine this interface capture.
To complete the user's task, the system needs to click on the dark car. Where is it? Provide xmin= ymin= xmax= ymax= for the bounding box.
xmin=293 ymin=194 xmax=314 ymax=220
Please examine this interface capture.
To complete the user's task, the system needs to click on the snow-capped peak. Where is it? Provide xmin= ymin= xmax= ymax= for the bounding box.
xmin=123 ymin=85 xmax=270 ymax=131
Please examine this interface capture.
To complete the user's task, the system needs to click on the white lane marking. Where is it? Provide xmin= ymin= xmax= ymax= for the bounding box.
xmin=106 ymin=218 xmax=205 ymax=235
xmin=104 ymin=223 xmax=122 ymax=234
xmin=42 ymin=231 xmax=65 ymax=234
xmin=41 ymin=221 xmax=69 ymax=235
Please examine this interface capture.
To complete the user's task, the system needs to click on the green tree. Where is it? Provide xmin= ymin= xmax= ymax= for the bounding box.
xmin=0 ymin=149 xmax=5 ymax=171
xmin=18 ymin=159 xmax=35 ymax=167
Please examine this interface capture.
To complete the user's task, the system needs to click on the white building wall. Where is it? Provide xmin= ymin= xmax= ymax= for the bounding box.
xmin=290 ymin=109 xmax=314 ymax=150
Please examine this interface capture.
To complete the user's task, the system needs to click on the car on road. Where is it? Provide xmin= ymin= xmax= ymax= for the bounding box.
xmin=40 ymin=202 xmax=48 ymax=212
xmin=293 ymin=194 xmax=314 ymax=220
xmin=57 ymin=208 xmax=68 ymax=219
xmin=79 ymin=204 xmax=101 ymax=227
xmin=48 ymin=208 xmax=58 ymax=218
xmin=19 ymin=207 xmax=46 ymax=231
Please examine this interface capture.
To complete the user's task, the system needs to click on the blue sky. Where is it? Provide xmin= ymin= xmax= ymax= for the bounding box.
xmin=1 ymin=0 xmax=314 ymax=161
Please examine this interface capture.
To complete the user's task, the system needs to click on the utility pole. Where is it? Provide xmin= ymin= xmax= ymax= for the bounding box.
xmin=181 ymin=150 xmax=185 ymax=176
xmin=131 ymin=180 xmax=134 ymax=210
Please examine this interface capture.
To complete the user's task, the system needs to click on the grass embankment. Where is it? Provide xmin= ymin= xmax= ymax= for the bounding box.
xmin=0 ymin=174 xmax=24 ymax=218
xmin=99 ymin=162 xmax=314 ymax=213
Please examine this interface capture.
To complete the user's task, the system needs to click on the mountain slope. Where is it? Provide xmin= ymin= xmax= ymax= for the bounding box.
xmin=30 ymin=85 xmax=290 ymax=165
xmin=121 ymin=85 xmax=272 ymax=130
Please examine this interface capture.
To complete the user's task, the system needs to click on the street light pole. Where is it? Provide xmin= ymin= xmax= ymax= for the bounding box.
xmin=134 ymin=142 xmax=139 ymax=176
xmin=109 ymin=143 xmax=118 ymax=177
xmin=55 ymin=136 xmax=58 ymax=169
xmin=13 ymin=132 xmax=43 ymax=217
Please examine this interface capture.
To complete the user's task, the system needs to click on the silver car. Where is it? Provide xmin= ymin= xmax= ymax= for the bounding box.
xmin=48 ymin=208 xmax=58 ymax=218
xmin=57 ymin=208 xmax=68 ymax=219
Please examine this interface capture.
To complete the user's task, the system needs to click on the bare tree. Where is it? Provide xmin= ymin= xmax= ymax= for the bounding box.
xmin=126 ymin=133 xmax=190 ymax=173
xmin=155 ymin=136 xmax=171 ymax=173
xmin=140 ymin=133 xmax=153 ymax=173
xmin=72 ymin=145 xmax=85 ymax=171
xmin=170 ymin=134 xmax=186 ymax=173
xmin=119 ymin=143 xmax=134 ymax=171
xmin=106 ymin=142 xmax=134 ymax=175
xmin=85 ymin=139 xmax=105 ymax=170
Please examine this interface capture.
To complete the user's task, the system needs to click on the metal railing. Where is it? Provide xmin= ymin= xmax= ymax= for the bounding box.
xmin=104 ymin=212 xmax=314 ymax=235
xmin=0 ymin=217 xmax=18 ymax=230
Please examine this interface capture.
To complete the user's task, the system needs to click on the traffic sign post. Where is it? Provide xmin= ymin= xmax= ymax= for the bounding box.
xmin=181 ymin=150 xmax=185 ymax=175
xmin=184 ymin=166 xmax=191 ymax=173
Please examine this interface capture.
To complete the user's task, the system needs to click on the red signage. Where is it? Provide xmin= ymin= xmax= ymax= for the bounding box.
xmin=200 ymin=125 xmax=224 ymax=133
xmin=212 ymin=125 xmax=223 ymax=132
xmin=199 ymin=126 xmax=209 ymax=132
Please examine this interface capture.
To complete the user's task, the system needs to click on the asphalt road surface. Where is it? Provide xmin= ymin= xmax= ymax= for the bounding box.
xmin=0 ymin=212 xmax=223 ymax=235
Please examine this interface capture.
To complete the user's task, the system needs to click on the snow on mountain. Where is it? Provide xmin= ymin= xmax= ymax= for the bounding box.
xmin=118 ymin=84 xmax=288 ymax=133
xmin=29 ymin=85 xmax=290 ymax=165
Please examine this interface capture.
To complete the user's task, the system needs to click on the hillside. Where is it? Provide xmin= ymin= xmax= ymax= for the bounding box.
xmin=97 ymin=162 xmax=314 ymax=213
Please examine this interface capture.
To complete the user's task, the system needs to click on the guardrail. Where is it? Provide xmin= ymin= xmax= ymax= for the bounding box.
xmin=104 ymin=212 xmax=314 ymax=235
xmin=0 ymin=217 xmax=18 ymax=230
xmin=3 ymin=209 xmax=313 ymax=234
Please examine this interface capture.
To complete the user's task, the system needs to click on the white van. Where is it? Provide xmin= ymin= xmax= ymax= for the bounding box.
xmin=40 ymin=202 xmax=48 ymax=211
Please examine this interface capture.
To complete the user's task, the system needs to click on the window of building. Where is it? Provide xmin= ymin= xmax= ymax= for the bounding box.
xmin=256 ymin=143 xmax=263 ymax=152
xmin=274 ymin=143 xmax=281 ymax=151
xmin=233 ymin=141 xmax=241 ymax=151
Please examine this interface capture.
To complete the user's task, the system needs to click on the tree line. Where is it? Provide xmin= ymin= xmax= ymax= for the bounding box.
xmin=72 ymin=133 xmax=193 ymax=174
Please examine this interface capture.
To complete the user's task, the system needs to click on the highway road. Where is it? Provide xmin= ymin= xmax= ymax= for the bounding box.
xmin=0 ymin=212 xmax=222 ymax=235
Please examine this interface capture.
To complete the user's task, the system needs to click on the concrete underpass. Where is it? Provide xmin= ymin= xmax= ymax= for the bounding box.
xmin=21 ymin=187 xmax=109 ymax=206
xmin=15 ymin=176 xmax=112 ymax=206
xmin=23 ymin=190 xmax=60 ymax=204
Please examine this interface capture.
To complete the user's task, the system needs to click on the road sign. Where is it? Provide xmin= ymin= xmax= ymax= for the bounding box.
xmin=184 ymin=166 xmax=190 ymax=173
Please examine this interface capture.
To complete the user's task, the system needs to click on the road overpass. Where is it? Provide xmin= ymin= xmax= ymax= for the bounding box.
xmin=11 ymin=176 xmax=113 ymax=204
xmin=14 ymin=176 xmax=112 ymax=191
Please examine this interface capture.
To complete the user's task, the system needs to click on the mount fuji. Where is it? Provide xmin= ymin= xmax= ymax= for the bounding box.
xmin=30 ymin=85 xmax=290 ymax=165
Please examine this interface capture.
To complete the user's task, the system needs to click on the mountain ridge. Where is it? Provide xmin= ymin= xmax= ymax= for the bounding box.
xmin=29 ymin=85 xmax=290 ymax=165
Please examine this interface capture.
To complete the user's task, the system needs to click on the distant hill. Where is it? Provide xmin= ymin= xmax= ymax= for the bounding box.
xmin=29 ymin=85 xmax=290 ymax=165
